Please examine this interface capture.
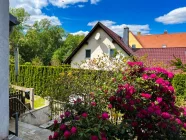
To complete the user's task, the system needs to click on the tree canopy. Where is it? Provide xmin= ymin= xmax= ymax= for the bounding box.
xmin=10 ymin=8 xmax=85 ymax=65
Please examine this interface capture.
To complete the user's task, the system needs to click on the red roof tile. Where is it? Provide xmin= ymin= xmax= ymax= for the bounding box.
xmin=133 ymin=48 xmax=186 ymax=72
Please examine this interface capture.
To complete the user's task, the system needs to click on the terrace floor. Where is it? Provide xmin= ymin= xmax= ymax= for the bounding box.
xmin=9 ymin=119 xmax=52 ymax=140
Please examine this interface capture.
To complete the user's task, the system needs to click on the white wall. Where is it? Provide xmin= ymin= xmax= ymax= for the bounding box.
xmin=71 ymin=27 xmax=129 ymax=68
xmin=0 ymin=0 xmax=9 ymax=138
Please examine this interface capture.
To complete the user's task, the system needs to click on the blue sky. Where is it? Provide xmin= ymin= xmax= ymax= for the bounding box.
xmin=10 ymin=0 xmax=186 ymax=36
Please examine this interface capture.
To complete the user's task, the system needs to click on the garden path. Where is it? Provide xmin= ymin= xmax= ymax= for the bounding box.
xmin=9 ymin=119 xmax=52 ymax=140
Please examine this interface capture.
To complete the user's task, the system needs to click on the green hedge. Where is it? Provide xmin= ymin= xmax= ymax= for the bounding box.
xmin=10 ymin=65 xmax=71 ymax=95
xmin=172 ymin=74 xmax=186 ymax=98
xmin=10 ymin=65 xmax=186 ymax=100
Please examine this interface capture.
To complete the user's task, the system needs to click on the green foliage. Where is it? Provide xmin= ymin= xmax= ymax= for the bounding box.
xmin=10 ymin=65 xmax=71 ymax=96
xmin=52 ymin=34 xmax=84 ymax=62
xmin=172 ymin=74 xmax=186 ymax=102
xmin=170 ymin=56 xmax=186 ymax=72
xmin=9 ymin=8 xmax=85 ymax=66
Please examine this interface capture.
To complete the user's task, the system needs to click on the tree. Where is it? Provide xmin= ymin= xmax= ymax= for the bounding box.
xmin=52 ymin=34 xmax=85 ymax=63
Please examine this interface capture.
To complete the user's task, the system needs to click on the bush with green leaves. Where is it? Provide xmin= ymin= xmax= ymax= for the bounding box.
xmin=49 ymin=62 xmax=186 ymax=140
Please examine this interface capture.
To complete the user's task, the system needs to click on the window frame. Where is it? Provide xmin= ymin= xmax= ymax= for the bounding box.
xmin=85 ymin=49 xmax=91 ymax=58
xmin=110 ymin=48 xmax=115 ymax=57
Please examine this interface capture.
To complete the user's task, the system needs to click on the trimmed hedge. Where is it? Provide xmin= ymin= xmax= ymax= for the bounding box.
xmin=10 ymin=65 xmax=71 ymax=96
xmin=172 ymin=74 xmax=186 ymax=98
xmin=10 ymin=65 xmax=186 ymax=100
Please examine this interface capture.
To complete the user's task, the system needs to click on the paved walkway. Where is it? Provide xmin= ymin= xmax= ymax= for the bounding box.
xmin=9 ymin=119 xmax=52 ymax=140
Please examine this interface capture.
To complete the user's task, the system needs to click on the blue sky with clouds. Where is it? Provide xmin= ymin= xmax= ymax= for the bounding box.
xmin=10 ymin=0 xmax=186 ymax=36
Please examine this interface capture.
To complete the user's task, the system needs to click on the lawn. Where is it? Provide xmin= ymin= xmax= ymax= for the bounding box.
xmin=26 ymin=95 xmax=46 ymax=109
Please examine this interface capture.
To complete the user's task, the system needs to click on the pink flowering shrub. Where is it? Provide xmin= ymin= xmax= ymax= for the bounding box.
xmin=109 ymin=61 xmax=186 ymax=139
xmin=49 ymin=61 xmax=186 ymax=139
xmin=49 ymin=97 xmax=117 ymax=140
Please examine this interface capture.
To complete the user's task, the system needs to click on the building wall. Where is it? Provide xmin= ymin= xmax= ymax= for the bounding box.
xmin=0 ymin=0 xmax=9 ymax=138
xmin=129 ymin=32 xmax=143 ymax=48
xmin=71 ymin=27 xmax=129 ymax=68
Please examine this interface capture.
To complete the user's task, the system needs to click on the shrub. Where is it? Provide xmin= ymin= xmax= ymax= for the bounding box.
xmin=49 ymin=62 xmax=186 ymax=140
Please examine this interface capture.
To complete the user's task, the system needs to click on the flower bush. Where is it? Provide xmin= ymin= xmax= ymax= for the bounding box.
xmin=49 ymin=61 xmax=186 ymax=139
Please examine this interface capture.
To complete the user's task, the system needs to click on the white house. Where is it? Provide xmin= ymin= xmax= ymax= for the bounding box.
xmin=0 ymin=1 xmax=19 ymax=138
xmin=65 ymin=22 xmax=134 ymax=68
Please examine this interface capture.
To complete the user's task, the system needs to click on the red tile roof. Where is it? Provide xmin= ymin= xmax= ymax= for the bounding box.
xmin=135 ymin=33 xmax=186 ymax=48
xmin=133 ymin=48 xmax=186 ymax=72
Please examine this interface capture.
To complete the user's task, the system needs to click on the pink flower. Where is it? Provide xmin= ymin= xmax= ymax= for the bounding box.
xmin=53 ymin=120 xmax=58 ymax=125
xmin=141 ymin=93 xmax=151 ymax=99
xmin=168 ymin=86 xmax=174 ymax=92
xmin=108 ymin=104 xmax=112 ymax=109
xmin=91 ymin=135 xmax=98 ymax=140
xmin=65 ymin=111 xmax=71 ymax=117
xmin=156 ymin=97 xmax=162 ymax=103
xmin=53 ymin=132 xmax=59 ymax=139
xmin=142 ymin=74 xmax=148 ymax=80
xmin=91 ymin=102 xmax=96 ymax=106
xmin=161 ymin=112 xmax=171 ymax=119
xmin=155 ymin=78 xmax=164 ymax=84
xmin=82 ymin=112 xmax=88 ymax=118
xmin=147 ymin=106 xmax=154 ymax=113
xmin=71 ymin=126 xmax=77 ymax=134
xmin=150 ymin=73 xmax=156 ymax=79
xmin=109 ymin=96 xmax=116 ymax=102
xmin=175 ymin=118 xmax=182 ymax=125
xmin=74 ymin=115 xmax=80 ymax=120
xmin=60 ymin=124 xmax=66 ymax=131
xmin=168 ymin=72 xmax=174 ymax=79
xmin=49 ymin=135 xmax=53 ymax=140
xmin=183 ymin=123 xmax=186 ymax=129
xmin=64 ymin=130 xmax=71 ymax=139
xmin=102 ymin=112 xmax=109 ymax=120
xmin=60 ymin=114 xmax=64 ymax=119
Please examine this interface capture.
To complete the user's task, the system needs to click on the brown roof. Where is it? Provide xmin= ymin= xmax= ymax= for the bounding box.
xmin=135 ymin=33 xmax=186 ymax=48
xmin=133 ymin=48 xmax=186 ymax=72
xmin=64 ymin=22 xmax=134 ymax=63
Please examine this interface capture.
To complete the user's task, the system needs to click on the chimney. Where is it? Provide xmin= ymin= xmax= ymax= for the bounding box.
xmin=164 ymin=30 xmax=168 ymax=34
xmin=137 ymin=32 xmax=141 ymax=36
xmin=123 ymin=27 xmax=129 ymax=47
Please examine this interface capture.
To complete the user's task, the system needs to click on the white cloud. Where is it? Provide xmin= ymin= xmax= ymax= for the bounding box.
xmin=155 ymin=7 xmax=186 ymax=24
xmin=88 ymin=20 xmax=116 ymax=27
xmin=49 ymin=0 xmax=88 ymax=8
xmin=10 ymin=0 xmax=61 ymax=26
xmin=78 ymin=5 xmax=85 ymax=8
xmin=71 ymin=30 xmax=89 ymax=36
xmin=26 ymin=15 xmax=61 ymax=26
xmin=88 ymin=20 xmax=150 ymax=35
xmin=90 ymin=0 xmax=101 ymax=4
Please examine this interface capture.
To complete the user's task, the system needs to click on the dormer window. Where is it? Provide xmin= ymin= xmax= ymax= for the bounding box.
xmin=85 ymin=49 xmax=91 ymax=58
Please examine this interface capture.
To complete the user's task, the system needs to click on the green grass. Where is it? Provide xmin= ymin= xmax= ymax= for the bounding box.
xmin=26 ymin=95 xmax=46 ymax=109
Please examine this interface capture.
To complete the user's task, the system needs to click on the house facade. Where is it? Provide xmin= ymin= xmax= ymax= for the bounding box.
xmin=65 ymin=22 xmax=133 ymax=67
xmin=0 ymin=0 xmax=10 ymax=138
xmin=0 ymin=1 xmax=19 ymax=138
xmin=65 ymin=22 xmax=186 ymax=72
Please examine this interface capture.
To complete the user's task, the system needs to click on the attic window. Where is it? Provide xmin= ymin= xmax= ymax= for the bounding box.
xmin=85 ymin=49 xmax=91 ymax=58
xmin=132 ymin=44 xmax=136 ymax=48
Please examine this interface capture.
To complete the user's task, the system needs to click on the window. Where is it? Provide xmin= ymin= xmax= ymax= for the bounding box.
xmin=132 ymin=44 xmax=136 ymax=48
xmin=85 ymin=49 xmax=91 ymax=58
xmin=110 ymin=49 xmax=115 ymax=57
